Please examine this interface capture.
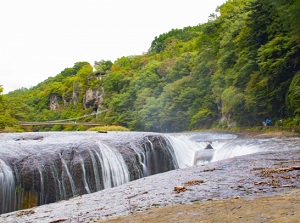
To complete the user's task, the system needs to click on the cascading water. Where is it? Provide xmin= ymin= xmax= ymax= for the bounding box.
xmin=94 ymin=141 xmax=129 ymax=188
xmin=0 ymin=160 xmax=15 ymax=214
xmin=1 ymin=131 xmax=300 ymax=215
xmin=140 ymin=136 xmax=178 ymax=177
xmin=59 ymin=153 xmax=77 ymax=197
xmin=0 ymin=132 xmax=178 ymax=214
xmin=165 ymin=133 xmax=237 ymax=167
xmin=0 ymin=133 xmax=134 ymax=214
xmin=166 ymin=132 xmax=300 ymax=167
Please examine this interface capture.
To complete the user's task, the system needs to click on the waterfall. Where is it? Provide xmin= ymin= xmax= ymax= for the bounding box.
xmin=0 ymin=159 xmax=15 ymax=214
xmin=0 ymin=134 xmax=137 ymax=214
xmin=165 ymin=133 xmax=262 ymax=166
xmin=95 ymin=141 xmax=130 ymax=188
xmin=130 ymin=135 xmax=179 ymax=177
xmin=211 ymin=140 xmax=261 ymax=162
xmin=165 ymin=134 xmax=203 ymax=168
xmin=1 ymin=131 xmax=283 ymax=215
xmin=59 ymin=153 xmax=77 ymax=197
xmin=88 ymin=150 xmax=102 ymax=191
xmin=79 ymin=155 xmax=91 ymax=194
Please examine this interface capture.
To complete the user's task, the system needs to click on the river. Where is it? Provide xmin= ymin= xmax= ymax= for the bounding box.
xmin=1 ymin=131 xmax=300 ymax=215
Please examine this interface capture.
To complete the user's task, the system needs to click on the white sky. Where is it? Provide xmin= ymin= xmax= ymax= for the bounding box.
xmin=0 ymin=0 xmax=226 ymax=93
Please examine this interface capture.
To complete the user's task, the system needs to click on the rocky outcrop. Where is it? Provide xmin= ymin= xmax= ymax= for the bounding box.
xmin=118 ymin=135 xmax=178 ymax=180
xmin=0 ymin=132 xmax=178 ymax=214
xmin=2 ymin=148 xmax=300 ymax=223
xmin=72 ymin=89 xmax=79 ymax=105
xmin=48 ymin=87 xmax=104 ymax=111
xmin=83 ymin=88 xmax=104 ymax=110
xmin=49 ymin=94 xmax=60 ymax=110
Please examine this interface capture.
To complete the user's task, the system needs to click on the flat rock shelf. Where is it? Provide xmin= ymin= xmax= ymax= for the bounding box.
xmin=1 ymin=148 xmax=300 ymax=223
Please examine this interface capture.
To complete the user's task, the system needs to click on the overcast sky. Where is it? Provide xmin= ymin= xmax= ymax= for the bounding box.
xmin=1 ymin=0 xmax=227 ymax=93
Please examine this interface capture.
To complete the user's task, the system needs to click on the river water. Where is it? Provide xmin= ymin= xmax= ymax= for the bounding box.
xmin=1 ymin=131 xmax=300 ymax=215
xmin=166 ymin=132 xmax=300 ymax=167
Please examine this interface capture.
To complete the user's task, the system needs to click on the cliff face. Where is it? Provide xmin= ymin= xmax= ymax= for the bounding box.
xmin=83 ymin=87 xmax=104 ymax=110
xmin=49 ymin=94 xmax=60 ymax=110
xmin=49 ymin=87 xmax=104 ymax=111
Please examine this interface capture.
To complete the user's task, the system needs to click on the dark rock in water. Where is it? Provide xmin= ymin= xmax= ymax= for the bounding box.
xmin=2 ymin=148 xmax=300 ymax=223
xmin=0 ymin=132 xmax=178 ymax=214
xmin=15 ymin=136 xmax=44 ymax=141
xmin=204 ymin=143 xmax=213 ymax=150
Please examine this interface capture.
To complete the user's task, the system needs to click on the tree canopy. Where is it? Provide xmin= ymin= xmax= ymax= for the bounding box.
xmin=2 ymin=0 xmax=300 ymax=132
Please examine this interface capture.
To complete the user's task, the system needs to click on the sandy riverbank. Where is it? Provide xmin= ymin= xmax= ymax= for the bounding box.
xmin=99 ymin=190 xmax=300 ymax=223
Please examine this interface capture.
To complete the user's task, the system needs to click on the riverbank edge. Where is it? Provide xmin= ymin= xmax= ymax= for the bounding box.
xmin=96 ymin=131 xmax=300 ymax=223
xmin=197 ymin=126 xmax=300 ymax=138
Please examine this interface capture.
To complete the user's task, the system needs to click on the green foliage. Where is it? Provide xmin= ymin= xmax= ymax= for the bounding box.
xmin=94 ymin=60 xmax=113 ymax=73
xmin=221 ymin=87 xmax=246 ymax=125
xmin=287 ymin=71 xmax=300 ymax=116
xmin=88 ymin=125 xmax=130 ymax=132
xmin=191 ymin=109 xmax=214 ymax=128
xmin=138 ymin=97 xmax=161 ymax=132
xmin=2 ymin=0 xmax=300 ymax=131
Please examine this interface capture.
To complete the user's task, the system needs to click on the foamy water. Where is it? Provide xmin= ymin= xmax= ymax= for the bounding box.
xmin=166 ymin=132 xmax=300 ymax=167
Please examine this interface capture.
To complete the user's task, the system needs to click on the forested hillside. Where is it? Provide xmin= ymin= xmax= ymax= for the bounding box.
xmin=1 ymin=0 xmax=299 ymax=132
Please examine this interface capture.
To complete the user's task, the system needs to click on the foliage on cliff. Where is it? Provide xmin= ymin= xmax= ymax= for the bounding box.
xmin=1 ymin=0 xmax=300 ymax=132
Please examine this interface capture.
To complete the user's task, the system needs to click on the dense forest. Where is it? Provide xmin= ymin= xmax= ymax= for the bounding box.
xmin=1 ymin=0 xmax=300 ymax=132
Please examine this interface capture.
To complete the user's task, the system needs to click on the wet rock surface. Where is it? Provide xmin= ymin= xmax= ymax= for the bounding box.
xmin=1 ymin=147 xmax=300 ymax=223
xmin=0 ymin=131 xmax=180 ymax=214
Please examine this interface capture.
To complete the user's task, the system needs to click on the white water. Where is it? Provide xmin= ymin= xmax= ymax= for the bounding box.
xmin=59 ymin=154 xmax=77 ymax=197
xmin=50 ymin=164 xmax=65 ymax=200
xmin=166 ymin=133 xmax=268 ymax=168
xmin=79 ymin=155 xmax=91 ymax=194
xmin=0 ymin=159 xmax=15 ymax=214
xmin=1 ymin=131 xmax=300 ymax=215
xmin=166 ymin=135 xmax=201 ymax=168
xmin=88 ymin=150 xmax=102 ymax=191
xmin=95 ymin=141 xmax=130 ymax=188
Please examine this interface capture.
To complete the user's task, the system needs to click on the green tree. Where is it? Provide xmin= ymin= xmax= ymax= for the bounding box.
xmin=287 ymin=71 xmax=300 ymax=117
xmin=94 ymin=60 xmax=113 ymax=73
xmin=221 ymin=87 xmax=245 ymax=126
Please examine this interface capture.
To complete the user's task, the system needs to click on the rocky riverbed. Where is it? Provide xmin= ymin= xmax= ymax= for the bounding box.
xmin=1 ymin=131 xmax=300 ymax=223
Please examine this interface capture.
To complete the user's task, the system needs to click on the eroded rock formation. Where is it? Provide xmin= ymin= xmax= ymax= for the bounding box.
xmin=0 ymin=132 xmax=178 ymax=214
xmin=49 ymin=87 xmax=104 ymax=111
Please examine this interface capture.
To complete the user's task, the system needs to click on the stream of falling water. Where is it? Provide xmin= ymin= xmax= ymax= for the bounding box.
xmin=0 ymin=160 xmax=15 ymax=214
xmin=166 ymin=132 xmax=300 ymax=167
xmin=95 ymin=141 xmax=130 ymax=188
xmin=1 ymin=131 xmax=300 ymax=215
